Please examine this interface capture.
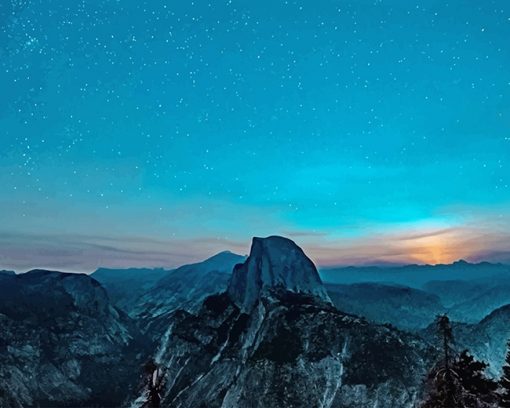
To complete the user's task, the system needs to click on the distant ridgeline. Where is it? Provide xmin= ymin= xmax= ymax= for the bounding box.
xmin=320 ymin=260 xmax=510 ymax=287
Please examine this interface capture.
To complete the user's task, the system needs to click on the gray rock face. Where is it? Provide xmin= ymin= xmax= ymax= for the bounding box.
xmin=135 ymin=292 xmax=431 ymax=408
xmin=92 ymin=267 xmax=170 ymax=310
xmin=228 ymin=236 xmax=331 ymax=311
xmin=471 ymin=305 xmax=510 ymax=377
xmin=133 ymin=236 xmax=432 ymax=408
xmin=439 ymin=305 xmax=510 ymax=378
xmin=0 ymin=270 xmax=145 ymax=407
xmin=132 ymin=251 xmax=245 ymax=318
xmin=128 ymin=251 xmax=245 ymax=341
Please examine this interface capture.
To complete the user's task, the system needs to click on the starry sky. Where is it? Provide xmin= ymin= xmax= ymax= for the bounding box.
xmin=1 ymin=0 xmax=510 ymax=272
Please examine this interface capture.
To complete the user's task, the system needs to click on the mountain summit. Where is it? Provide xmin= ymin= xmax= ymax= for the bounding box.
xmin=133 ymin=235 xmax=430 ymax=408
xmin=228 ymin=235 xmax=331 ymax=311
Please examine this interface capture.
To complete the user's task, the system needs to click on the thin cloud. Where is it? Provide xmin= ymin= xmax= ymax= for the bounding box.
xmin=396 ymin=228 xmax=458 ymax=241
xmin=282 ymin=230 xmax=330 ymax=238
xmin=2 ymin=210 xmax=510 ymax=272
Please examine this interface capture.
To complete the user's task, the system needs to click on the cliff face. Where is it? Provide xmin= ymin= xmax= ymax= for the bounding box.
xmin=127 ymin=251 xmax=246 ymax=342
xmin=228 ymin=236 xmax=331 ymax=311
xmin=133 ymin=236 xmax=432 ymax=408
xmin=0 ymin=270 xmax=145 ymax=407
xmin=435 ymin=304 xmax=510 ymax=378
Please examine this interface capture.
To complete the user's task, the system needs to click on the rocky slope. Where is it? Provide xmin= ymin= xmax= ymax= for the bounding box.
xmin=128 ymin=251 xmax=245 ymax=340
xmin=0 ymin=270 xmax=146 ymax=407
xmin=326 ymin=282 xmax=445 ymax=330
xmin=133 ymin=236 xmax=433 ymax=408
xmin=92 ymin=267 xmax=171 ymax=310
xmin=466 ymin=305 xmax=510 ymax=377
xmin=418 ymin=303 xmax=510 ymax=379
xmin=444 ymin=305 xmax=510 ymax=378
xmin=426 ymin=279 xmax=510 ymax=323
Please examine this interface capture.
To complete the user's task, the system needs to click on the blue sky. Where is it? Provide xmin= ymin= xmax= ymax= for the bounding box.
xmin=1 ymin=0 xmax=510 ymax=271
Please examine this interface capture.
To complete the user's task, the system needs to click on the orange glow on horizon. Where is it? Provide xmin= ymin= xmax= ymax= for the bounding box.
xmin=302 ymin=225 xmax=487 ymax=267
xmin=405 ymin=235 xmax=460 ymax=265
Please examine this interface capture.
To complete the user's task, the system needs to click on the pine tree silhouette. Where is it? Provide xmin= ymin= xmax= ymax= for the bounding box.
xmin=454 ymin=350 xmax=497 ymax=406
xmin=421 ymin=315 xmax=498 ymax=408
xmin=422 ymin=314 xmax=461 ymax=408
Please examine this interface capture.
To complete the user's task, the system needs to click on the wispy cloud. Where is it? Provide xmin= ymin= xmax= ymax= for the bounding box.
xmin=282 ymin=230 xmax=330 ymax=238
xmin=1 ymin=205 xmax=510 ymax=272
xmin=0 ymin=231 xmax=248 ymax=273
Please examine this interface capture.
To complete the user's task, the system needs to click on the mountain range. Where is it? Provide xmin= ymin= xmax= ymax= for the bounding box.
xmin=1 ymin=238 xmax=510 ymax=407
xmin=320 ymin=260 xmax=510 ymax=287
xmin=132 ymin=236 xmax=433 ymax=408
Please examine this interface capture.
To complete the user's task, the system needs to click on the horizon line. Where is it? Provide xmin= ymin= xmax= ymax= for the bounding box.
xmin=3 ymin=257 xmax=508 ymax=275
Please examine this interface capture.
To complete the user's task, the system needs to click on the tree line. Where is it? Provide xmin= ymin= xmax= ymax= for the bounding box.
xmin=422 ymin=314 xmax=510 ymax=408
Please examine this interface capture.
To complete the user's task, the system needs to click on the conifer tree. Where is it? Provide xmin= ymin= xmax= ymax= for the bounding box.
xmin=421 ymin=315 xmax=498 ymax=408
xmin=422 ymin=314 xmax=461 ymax=408
xmin=453 ymin=350 xmax=497 ymax=406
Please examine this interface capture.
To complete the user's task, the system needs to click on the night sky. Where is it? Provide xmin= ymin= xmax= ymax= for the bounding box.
xmin=1 ymin=0 xmax=510 ymax=272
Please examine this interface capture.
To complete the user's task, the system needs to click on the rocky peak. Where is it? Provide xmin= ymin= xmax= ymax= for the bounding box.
xmin=178 ymin=250 xmax=246 ymax=275
xmin=227 ymin=235 xmax=331 ymax=311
